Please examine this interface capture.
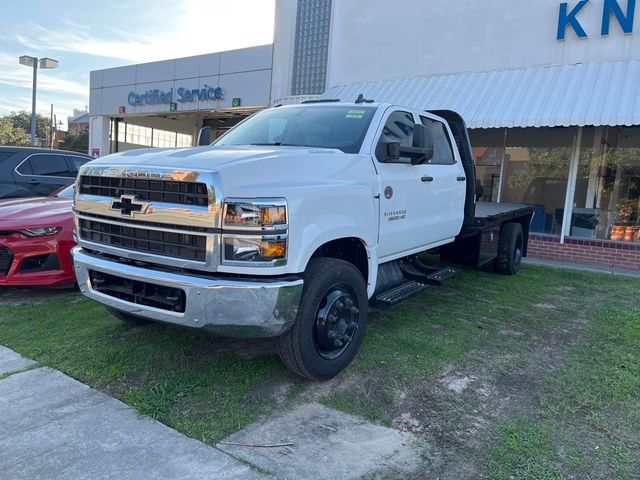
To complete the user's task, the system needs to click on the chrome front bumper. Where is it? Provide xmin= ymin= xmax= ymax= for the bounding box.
xmin=72 ymin=247 xmax=303 ymax=338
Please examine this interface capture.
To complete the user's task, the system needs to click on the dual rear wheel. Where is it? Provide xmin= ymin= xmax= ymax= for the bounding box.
xmin=494 ymin=222 xmax=524 ymax=275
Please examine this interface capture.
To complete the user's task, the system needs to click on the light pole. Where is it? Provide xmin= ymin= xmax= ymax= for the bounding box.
xmin=19 ymin=56 xmax=59 ymax=146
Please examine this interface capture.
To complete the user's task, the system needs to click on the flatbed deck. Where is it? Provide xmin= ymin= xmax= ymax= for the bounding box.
xmin=443 ymin=201 xmax=534 ymax=268
xmin=465 ymin=202 xmax=535 ymax=229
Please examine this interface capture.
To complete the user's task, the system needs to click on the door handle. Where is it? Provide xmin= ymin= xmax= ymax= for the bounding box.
xmin=27 ymin=179 xmax=41 ymax=185
xmin=457 ymin=177 xmax=466 ymax=182
xmin=421 ymin=176 xmax=434 ymax=182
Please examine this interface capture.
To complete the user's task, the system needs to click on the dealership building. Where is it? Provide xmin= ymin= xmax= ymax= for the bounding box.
xmin=88 ymin=0 xmax=640 ymax=271
xmin=88 ymin=45 xmax=273 ymax=155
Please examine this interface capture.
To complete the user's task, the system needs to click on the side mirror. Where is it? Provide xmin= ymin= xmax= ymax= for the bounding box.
xmin=197 ymin=126 xmax=212 ymax=146
xmin=404 ymin=124 xmax=434 ymax=165
xmin=376 ymin=141 xmax=400 ymax=163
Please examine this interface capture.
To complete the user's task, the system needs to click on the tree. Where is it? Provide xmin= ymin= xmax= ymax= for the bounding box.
xmin=8 ymin=111 xmax=52 ymax=144
xmin=60 ymin=128 xmax=89 ymax=153
xmin=0 ymin=117 xmax=30 ymax=146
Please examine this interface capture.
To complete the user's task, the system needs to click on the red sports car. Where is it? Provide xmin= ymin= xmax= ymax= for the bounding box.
xmin=0 ymin=185 xmax=76 ymax=287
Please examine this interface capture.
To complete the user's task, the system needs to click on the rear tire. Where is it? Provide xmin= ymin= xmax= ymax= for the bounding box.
xmin=494 ymin=222 xmax=523 ymax=275
xmin=277 ymin=258 xmax=368 ymax=380
xmin=106 ymin=307 xmax=152 ymax=326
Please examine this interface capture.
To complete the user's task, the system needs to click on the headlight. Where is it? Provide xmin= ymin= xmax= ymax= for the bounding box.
xmin=223 ymin=236 xmax=286 ymax=263
xmin=20 ymin=227 xmax=62 ymax=237
xmin=224 ymin=199 xmax=286 ymax=228
xmin=222 ymin=198 xmax=287 ymax=266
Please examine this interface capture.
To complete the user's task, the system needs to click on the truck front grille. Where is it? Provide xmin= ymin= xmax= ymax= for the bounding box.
xmin=0 ymin=247 xmax=13 ymax=275
xmin=89 ymin=270 xmax=186 ymax=312
xmin=79 ymin=176 xmax=208 ymax=206
xmin=79 ymin=219 xmax=206 ymax=262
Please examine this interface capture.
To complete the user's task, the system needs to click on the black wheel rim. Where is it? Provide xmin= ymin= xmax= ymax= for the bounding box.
xmin=313 ymin=284 xmax=360 ymax=360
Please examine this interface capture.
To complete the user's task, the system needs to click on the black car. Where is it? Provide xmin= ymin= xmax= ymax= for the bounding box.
xmin=0 ymin=146 xmax=93 ymax=198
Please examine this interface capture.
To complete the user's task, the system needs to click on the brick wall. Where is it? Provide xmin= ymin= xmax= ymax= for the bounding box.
xmin=528 ymin=234 xmax=640 ymax=271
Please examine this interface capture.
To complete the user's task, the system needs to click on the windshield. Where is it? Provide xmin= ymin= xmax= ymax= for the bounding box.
xmin=214 ymin=106 xmax=376 ymax=154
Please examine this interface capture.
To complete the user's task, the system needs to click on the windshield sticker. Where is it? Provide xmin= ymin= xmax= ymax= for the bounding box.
xmin=345 ymin=110 xmax=366 ymax=119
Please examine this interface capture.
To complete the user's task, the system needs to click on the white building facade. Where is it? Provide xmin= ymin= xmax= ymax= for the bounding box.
xmin=271 ymin=0 xmax=640 ymax=269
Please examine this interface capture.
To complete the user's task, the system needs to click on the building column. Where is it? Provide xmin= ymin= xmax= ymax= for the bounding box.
xmin=496 ymin=128 xmax=508 ymax=203
xmin=585 ymin=126 xmax=605 ymax=208
xmin=560 ymin=127 xmax=583 ymax=243
xmin=89 ymin=116 xmax=110 ymax=158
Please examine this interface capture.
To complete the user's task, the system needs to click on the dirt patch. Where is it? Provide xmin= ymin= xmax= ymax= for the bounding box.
xmin=249 ymin=375 xmax=298 ymax=405
xmin=388 ymin=297 xmax=593 ymax=478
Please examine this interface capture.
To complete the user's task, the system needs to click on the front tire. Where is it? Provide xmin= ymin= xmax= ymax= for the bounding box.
xmin=494 ymin=222 xmax=523 ymax=275
xmin=106 ymin=307 xmax=152 ymax=326
xmin=277 ymin=258 xmax=368 ymax=380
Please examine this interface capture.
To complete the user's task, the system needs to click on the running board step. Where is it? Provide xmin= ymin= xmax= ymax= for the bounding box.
xmin=424 ymin=266 xmax=459 ymax=286
xmin=400 ymin=263 xmax=460 ymax=286
xmin=374 ymin=281 xmax=428 ymax=307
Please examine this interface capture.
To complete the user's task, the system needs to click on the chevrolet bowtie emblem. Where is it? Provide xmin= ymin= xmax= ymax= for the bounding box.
xmin=110 ymin=194 xmax=149 ymax=217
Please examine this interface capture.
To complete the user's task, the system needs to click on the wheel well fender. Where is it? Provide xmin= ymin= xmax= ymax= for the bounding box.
xmin=306 ymin=237 xmax=375 ymax=296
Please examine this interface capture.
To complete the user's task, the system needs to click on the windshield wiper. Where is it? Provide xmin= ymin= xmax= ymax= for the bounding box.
xmin=249 ymin=142 xmax=314 ymax=147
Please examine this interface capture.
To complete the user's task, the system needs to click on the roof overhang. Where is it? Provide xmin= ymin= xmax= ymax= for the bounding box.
xmin=322 ymin=61 xmax=640 ymax=129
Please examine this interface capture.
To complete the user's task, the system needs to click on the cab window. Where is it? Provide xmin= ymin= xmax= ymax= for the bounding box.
xmin=378 ymin=110 xmax=416 ymax=162
xmin=420 ymin=117 xmax=456 ymax=165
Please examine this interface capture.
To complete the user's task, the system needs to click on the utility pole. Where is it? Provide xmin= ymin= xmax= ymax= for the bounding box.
xmin=50 ymin=103 xmax=54 ymax=149
xmin=30 ymin=59 xmax=38 ymax=145
xmin=19 ymin=56 xmax=59 ymax=146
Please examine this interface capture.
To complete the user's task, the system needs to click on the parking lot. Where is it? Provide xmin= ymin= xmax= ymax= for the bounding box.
xmin=1 ymin=263 xmax=638 ymax=479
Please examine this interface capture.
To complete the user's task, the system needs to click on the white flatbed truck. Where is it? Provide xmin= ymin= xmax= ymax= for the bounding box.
xmin=72 ymin=99 xmax=533 ymax=379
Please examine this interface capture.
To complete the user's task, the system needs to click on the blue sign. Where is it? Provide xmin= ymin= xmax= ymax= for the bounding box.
xmin=128 ymin=85 xmax=224 ymax=106
xmin=557 ymin=0 xmax=636 ymax=40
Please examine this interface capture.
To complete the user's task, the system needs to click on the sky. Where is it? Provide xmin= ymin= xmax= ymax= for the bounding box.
xmin=0 ymin=0 xmax=275 ymax=128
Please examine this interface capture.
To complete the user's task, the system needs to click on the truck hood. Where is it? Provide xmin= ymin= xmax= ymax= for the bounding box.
xmin=84 ymin=145 xmax=376 ymax=197
xmin=88 ymin=145 xmax=346 ymax=170
xmin=0 ymin=196 xmax=73 ymax=229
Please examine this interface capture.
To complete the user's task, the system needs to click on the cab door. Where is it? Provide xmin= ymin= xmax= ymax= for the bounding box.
xmin=417 ymin=113 xmax=467 ymax=240
xmin=373 ymin=109 xmax=465 ymax=261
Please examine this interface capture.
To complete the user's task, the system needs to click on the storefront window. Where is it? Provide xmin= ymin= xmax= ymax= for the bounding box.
xmin=500 ymin=128 xmax=574 ymax=234
xmin=111 ymin=121 xmax=193 ymax=150
xmin=571 ymin=126 xmax=640 ymax=242
xmin=469 ymin=128 xmax=505 ymax=202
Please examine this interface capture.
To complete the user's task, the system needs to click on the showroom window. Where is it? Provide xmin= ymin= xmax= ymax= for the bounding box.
xmin=500 ymin=128 xmax=574 ymax=234
xmin=469 ymin=128 xmax=506 ymax=202
xmin=571 ymin=126 xmax=640 ymax=242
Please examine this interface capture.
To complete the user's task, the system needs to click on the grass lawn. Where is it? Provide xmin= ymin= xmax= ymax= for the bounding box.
xmin=1 ymin=263 xmax=638 ymax=478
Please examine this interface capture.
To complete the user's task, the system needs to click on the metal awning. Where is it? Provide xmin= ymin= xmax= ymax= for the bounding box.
xmin=322 ymin=60 xmax=640 ymax=129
